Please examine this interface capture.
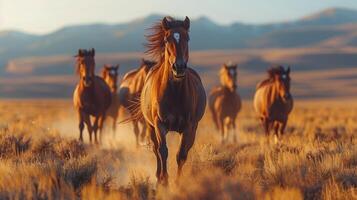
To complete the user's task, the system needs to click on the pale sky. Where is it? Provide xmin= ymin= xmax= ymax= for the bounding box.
xmin=1 ymin=0 xmax=357 ymax=34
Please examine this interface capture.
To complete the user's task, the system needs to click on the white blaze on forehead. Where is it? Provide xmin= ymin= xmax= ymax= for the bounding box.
xmin=173 ymin=32 xmax=180 ymax=43
xmin=229 ymin=69 xmax=235 ymax=76
xmin=282 ymin=74 xmax=287 ymax=79
xmin=110 ymin=69 xmax=116 ymax=76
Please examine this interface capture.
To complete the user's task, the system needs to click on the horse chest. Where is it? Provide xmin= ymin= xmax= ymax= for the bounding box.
xmin=79 ymin=91 xmax=99 ymax=115
xmin=159 ymin=93 xmax=190 ymax=132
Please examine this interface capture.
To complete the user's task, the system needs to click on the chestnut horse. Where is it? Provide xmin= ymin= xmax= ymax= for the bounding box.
xmin=102 ymin=64 xmax=120 ymax=135
xmin=209 ymin=63 xmax=241 ymax=144
xmin=118 ymin=59 xmax=156 ymax=147
xmin=137 ymin=16 xmax=206 ymax=185
xmin=73 ymin=49 xmax=111 ymax=144
xmin=254 ymin=65 xmax=293 ymax=144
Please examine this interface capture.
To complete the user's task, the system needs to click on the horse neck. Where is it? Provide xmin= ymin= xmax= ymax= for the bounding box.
xmin=79 ymin=78 xmax=95 ymax=99
xmin=268 ymin=81 xmax=282 ymax=103
xmin=152 ymin=59 xmax=172 ymax=98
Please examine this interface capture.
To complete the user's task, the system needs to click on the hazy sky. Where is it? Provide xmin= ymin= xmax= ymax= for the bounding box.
xmin=1 ymin=0 xmax=357 ymax=34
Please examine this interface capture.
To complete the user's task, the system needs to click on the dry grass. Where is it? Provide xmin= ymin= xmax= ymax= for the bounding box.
xmin=0 ymin=99 xmax=357 ymax=199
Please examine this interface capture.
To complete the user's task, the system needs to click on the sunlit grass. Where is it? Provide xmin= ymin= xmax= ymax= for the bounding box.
xmin=0 ymin=99 xmax=356 ymax=199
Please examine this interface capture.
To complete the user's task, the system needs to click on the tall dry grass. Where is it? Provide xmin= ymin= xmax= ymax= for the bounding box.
xmin=0 ymin=99 xmax=357 ymax=199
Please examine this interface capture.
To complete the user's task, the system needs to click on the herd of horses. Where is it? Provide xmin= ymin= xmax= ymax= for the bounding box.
xmin=72 ymin=16 xmax=293 ymax=185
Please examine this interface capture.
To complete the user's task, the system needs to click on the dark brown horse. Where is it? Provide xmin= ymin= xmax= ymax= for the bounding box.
xmin=73 ymin=49 xmax=111 ymax=144
xmin=209 ymin=63 xmax=241 ymax=143
xmin=254 ymin=65 xmax=293 ymax=144
xmin=102 ymin=64 xmax=120 ymax=135
xmin=118 ymin=59 xmax=156 ymax=147
xmin=139 ymin=16 xmax=206 ymax=185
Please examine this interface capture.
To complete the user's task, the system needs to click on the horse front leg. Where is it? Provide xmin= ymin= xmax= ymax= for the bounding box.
xmin=219 ymin=118 xmax=225 ymax=144
xmin=83 ymin=114 xmax=93 ymax=143
xmin=112 ymin=112 xmax=118 ymax=137
xmin=140 ymin=120 xmax=148 ymax=144
xmin=98 ymin=113 xmax=106 ymax=144
xmin=78 ymin=110 xmax=84 ymax=142
xmin=262 ymin=117 xmax=271 ymax=144
xmin=93 ymin=116 xmax=99 ymax=144
xmin=133 ymin=121 xmax=140 ymax=148
xmin=148 ymin=125 xmax=161 ymax=182
xmin=279 ymin=119 xmax=287 ymax=140
xmin=232 ymin=119 xmax=237 ymax=143
xmin=154 ymin=119 xmax=168 ymax=185
xmin=177 ymin=124 xmax=197 ymax=180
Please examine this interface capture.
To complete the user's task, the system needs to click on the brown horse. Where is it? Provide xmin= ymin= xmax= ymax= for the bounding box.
xmin=209 ymin=63 xmax=241 ymax=144
xmin=73 ymin=49 xmax=112 ymax=144
xmin=254 ymin=65 xmax=293 ymax=144
xmin=102 ymin=64 xmax=120 ymax=135
xmin=118 ymin=59 xmax=156 ymax=147
xmin=138 ymin=16 xmax=206 ymax=185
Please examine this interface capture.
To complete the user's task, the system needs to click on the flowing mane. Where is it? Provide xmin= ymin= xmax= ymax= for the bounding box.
xmin=145 ymin=20 xmax=167 ymax=63
xmin=256 ymin=65 xmax=285 ymax=89
xmin=145 ymin=16 xmax=187 ymax=64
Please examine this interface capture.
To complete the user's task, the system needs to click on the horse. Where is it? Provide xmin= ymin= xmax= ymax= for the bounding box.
xmin=102 ymin=64 xmax=120 ymax=135
xmin=118 ymin=59 xmax=156 ymax=147
xmin=209 ymin=63 xmax=241 ymax=144
xmin=253 ymin=65 xmax=293 ymax=144
xmin=73 ymin=48 xmax=112 ymax=144
xmin=137 ymin=16 xmax=206 ymax=185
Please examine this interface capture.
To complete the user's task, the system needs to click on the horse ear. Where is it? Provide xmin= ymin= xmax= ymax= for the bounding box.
xmin=183 ymin=16 xmax=190 ymax=30
xmin=162 ymin=17 xmax=170 ymax=30
xmin=287 ymin=66 xmax=291 ymax=74
xmin=91 ymin=48 xmax=95 ymax=57
xmin=115 ymin=64 xmax=120 ymax=70
xmin=78 ymin=49 xmax=83 ymax=57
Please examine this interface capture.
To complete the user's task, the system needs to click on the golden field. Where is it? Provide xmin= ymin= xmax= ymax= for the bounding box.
xmin=0 ymin=99 xmax=357 ymax=199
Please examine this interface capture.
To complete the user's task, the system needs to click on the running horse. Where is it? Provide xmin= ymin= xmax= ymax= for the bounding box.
xmin=254 ymin=65 xmax=293 ymax=144
xmin=139 ymin=16 xmax=206 ymax=185
xmin=73 ymin=49 xmax=112 ymax=144
xmin=118 ymin=59 xmax=156 ymax=147
xmin=209 ymin=63 xmax=241 ymax=144
xmin=102 ymin=64 xmax=120 ymax=135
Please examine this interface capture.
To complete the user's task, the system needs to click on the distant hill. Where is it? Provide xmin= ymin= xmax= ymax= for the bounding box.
xmin=1 ymin=8 xmax=357 ymax=68
xmin=2 ymin=7 xmax=357 ymax=98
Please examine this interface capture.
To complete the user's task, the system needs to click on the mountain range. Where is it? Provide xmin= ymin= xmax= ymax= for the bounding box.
xmin=1 ymin=7 xmax=357 ymax=98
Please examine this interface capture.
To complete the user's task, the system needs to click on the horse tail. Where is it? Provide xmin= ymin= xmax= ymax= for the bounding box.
xmin=117 ymin=94 xmax=143 ymax=125
xmin=208 ymin=90 xmax=219 ymax=130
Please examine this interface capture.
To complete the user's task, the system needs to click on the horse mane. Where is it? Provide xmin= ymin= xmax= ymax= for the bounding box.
xmin=101 ymin=64 xmax=110 ymax=78
xmin=75 ymin=49 xmax=95 ymax=75
xmin=145 ymin=16 xmax=185 ymax=64
xmin=145 ymin=19 xmax=167 ymax=63
xmin=256 ymin=65 xmax=284 ymax=89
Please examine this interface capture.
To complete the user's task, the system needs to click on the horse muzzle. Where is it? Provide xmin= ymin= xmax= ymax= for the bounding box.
xmin=83 ymin=77 xmax=93 ymax=87
xmin=283 ymin=93 xmax=292 ymax=101
xmin=172 ymin=63 xmax=187 ymax=78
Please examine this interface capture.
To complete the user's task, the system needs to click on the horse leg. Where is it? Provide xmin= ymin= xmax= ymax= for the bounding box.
xmin=154 ymin=119 xmax=168 ymax=185
xmin=83 ymin=114 xmax=93 ymax=143
xmin=279 ymin=120 xmax=287 ymax=140
xmin=262 ymin=118 xmax=270 ymax=144
xmin=133 ymin=121 xmax=140 ymax=148
xmin=232 ymin=119 xmax=237 ymax=143
xmin=93 ymin=116 xmax=99 ymax=144
xmin=219 ymin=118 xmax=225 ymax=144
xmin=98 ymin=114 xmax=106 ymax=144
xmin=148 ymin=125 xmax=161 ymax=181
xmin=140 ymin=121 xmax=147 ymax=143
xmin=78 ymin=111 xmax=84 ymax=142
xmin=273 ymin=121 xmax=280 ymax=144
xmin=177 ymin=124 xmax=197 ymax=179
xmin=112 ymin=114 xmax=117 ymax=137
